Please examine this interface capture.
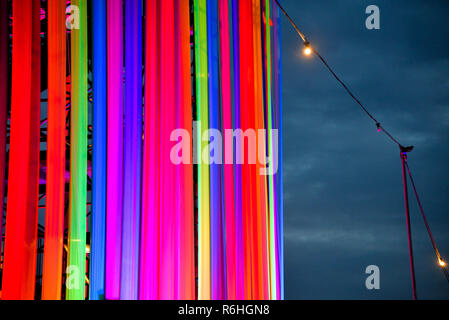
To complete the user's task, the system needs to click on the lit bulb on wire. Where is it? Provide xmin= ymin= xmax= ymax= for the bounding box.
xmin=438 ymin=258 xmax=447 ymax=268
xmin=303 ymin=41 xmax=312 ymax=56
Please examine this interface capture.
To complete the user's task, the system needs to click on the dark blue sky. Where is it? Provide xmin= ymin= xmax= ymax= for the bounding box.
xmin=281 ymin=0 xmax=449 ymax=299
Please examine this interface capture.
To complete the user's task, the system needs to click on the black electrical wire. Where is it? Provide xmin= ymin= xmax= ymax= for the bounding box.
xmin=273 ymin=0 xmax=449 ymax=286
xmin=405 ymin=160 xmax=449 ymax=284
xmin=274 ymin=0 xmax=405 ymax=149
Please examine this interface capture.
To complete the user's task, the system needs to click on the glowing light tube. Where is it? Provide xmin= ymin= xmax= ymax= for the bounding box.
xmin=238 ymin=0 xmax=257 ymax=299
xmin=273 ymin=2 xmax=284 ymax=299
xmin=219 ymin=0 xmax=236 ymax=300
xmin=140 ymin=0 xmax=160 ymax=300
xmin=264 ymin=0 xmax=278 ymax=300
xmin=67 ymin=0 xmax=88 ymax=300
xmin=42 ymin=0 xmax=66 ymax=300
xmin=231 ymin=0 xmax=245 ymax=300
xmin=121 ymin=0 xmax=142 ymax=300
xmin=207 ymin=0 xmax=225 ymax=300
xmin=2 ymin=0 xmax=41 ymax=300
xmin=194 ymin=0 xmax=211 ymax=300
xmin=106 ymin=0 xmax=124 ymax=300
xmin=90 ymin=0 xmax=107 ymax=300
xmin=0 ymin=0 xmax=8 ymax=260
xmin=174 ymin=0 xmax=195 ymax=300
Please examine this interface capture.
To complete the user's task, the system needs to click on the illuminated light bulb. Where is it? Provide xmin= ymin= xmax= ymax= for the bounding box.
xmin=438 ymin=258 xmax=446 ymax=267
xmin=303 ymin=41 xmax=312 ymax=56
xmin=304 ymin=47 xmax=312 ymax=55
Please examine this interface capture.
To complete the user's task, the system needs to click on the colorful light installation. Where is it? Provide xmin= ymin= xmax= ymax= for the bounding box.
xmin=219 ymin=0 xmax=236 ymax=300
xmin=273 ymin=2 xmax=285 ymax=300
xmin=174 ymin=0 xmax=196 ymax=300
xmin=90 ymin=0 xmax=107 ymax=301
xmin=0 ymin=0 xmax=284 ymax=301
xmin=207 ymin=0 xmax=225 ymax=300
xmin=194 ymin=0 xmax=211 ymax=300
xmin=139 ymin=0 xmax=196 ymax=300
xmin=264 ymin=0 xmax=279 ymax=300
xmin=2 ymin=0 xmax=41 ymax=300
xmin=42 ymin=0 xmax=67 ymax=300
xmin=105 ymin=0 xmax=124 ymax=300
xmin=67 ymin=0 xmax=88 ymax=300
xmin=121 ymin=0 xmax=143 ymax=300
xmin=140 ymin=0 xmax=161 ymax=300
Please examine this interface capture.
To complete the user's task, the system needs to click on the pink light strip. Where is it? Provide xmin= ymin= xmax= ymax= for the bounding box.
xmin=106 ymin=0 xmax=124 ymax=300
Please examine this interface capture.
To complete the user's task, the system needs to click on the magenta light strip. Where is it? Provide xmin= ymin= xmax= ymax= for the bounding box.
xmin=106 ymin=0 xmax=124 ymax=300
xmin=120 ymin=0 xmax=142 ymax=300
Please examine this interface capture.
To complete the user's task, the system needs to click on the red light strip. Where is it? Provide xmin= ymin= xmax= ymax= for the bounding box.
xmin=159 ymin=0 xmax=176 ymax=299
xmin=139 ymin=0 xmax=161 ymax=300
xmin=174 ymin=0 xmax=195 ymax=300
xmin=2 ymin=0 xmax=41 ymax=300
xmin=239 ymin=0 xmax=257 ymax=299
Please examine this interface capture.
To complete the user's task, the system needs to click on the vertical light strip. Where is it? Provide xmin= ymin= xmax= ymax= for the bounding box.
xmin=194 ymin=0 xmax=211 ymax=300
xmin=231 ymin=0 xmax=245 ymax=300
xmin=219 ymin=0 xmax=236 ymax=300
xmin=67 ymin=0 xmax=88 ymax=300
xmin=90 ymin=0 xmax=107 ymax=300
xmin=106 ymin=0 xmax=124 ymax=300
xmin=2 ymin=0 xmax=40 ymax=300
xmin=264 ymin=0 xmax=277 ymax=300
xmin=252 ymin=0 xmax=270 ymax=300
xmin=272 ymin=1 xmax=284 ymax=299
xmin=43 ymin=0 xmax=66 ymax=300
xmin=0 ymin=0 xmax=8 ymax=259
xmin=160 ymin=0 xmax=176 ymax=299
xmin=269 ymin=0 xmax=281 ymax=298
xmin=121 ymin=0 xmax=142 ymax=300
xmin=247 ymin=1 xmax=259 ymax=299
xmin=140 ymin=0 xmax=160 ymax=300
xmin=181 ymin=0 xmax=195 ymax=299
xmin=207 ymin=0 xmax=225 ymax=300
xmin=174 ymin=0 xmax=195 ymax=300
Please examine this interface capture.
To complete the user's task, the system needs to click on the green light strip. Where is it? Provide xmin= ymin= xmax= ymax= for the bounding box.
xmin=265 ymin=0 xmax=277 ymax=300
xmin=67 ymin=0 xmax=88 ymax=300
xmin=194 ymin=0 xmax=211 ymax=300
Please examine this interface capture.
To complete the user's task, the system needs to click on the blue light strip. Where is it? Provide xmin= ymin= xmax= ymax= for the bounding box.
xmin=207 ymin=0 xmax=225 ymax=300
xmin=90 ymin=0 xmax=107 ymax=300
xmin=273 ymin=0 xmax=284 ymax=300
xmin=121 ymin=0 xmax=143 ymax=300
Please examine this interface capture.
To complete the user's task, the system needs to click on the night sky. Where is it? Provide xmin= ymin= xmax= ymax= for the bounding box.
xmin=281 ymin=0 xmax=449 ymax=299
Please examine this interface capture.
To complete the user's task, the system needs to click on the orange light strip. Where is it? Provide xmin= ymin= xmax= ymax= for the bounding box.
xmin=42 ymin=0 xmax=67 ymax=300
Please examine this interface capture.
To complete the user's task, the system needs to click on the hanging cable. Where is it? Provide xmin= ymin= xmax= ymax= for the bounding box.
xmin=405 ymin=160 xmax=449 ymax=283
xmin=273 ymin=0 xmax=449 ymax=290
xmin=273 ymin=0 xmax=405 ymax=149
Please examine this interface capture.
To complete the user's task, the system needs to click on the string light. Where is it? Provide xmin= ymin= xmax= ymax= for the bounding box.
xmin=273 ymin=0 xmax=449 ymax=289
xmin=303 ymin=41 xmax=312 ymax=56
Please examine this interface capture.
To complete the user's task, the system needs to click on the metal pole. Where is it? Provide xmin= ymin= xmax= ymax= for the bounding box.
xmin=400 ymin=147 xmax=417 ymax=300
